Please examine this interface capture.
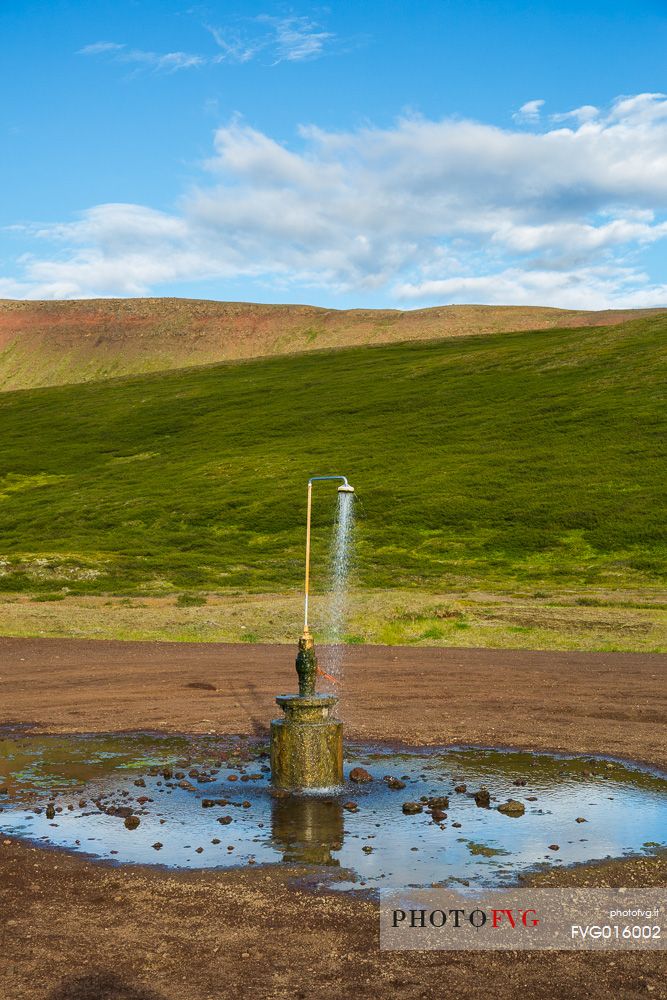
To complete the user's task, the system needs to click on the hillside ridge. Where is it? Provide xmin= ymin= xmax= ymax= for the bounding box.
xmin=1 ymin=297 xmax=663 ymax=391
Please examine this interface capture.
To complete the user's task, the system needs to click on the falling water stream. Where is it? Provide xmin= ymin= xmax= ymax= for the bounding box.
xmin=319 ymin=490 xmax=355 ymax=689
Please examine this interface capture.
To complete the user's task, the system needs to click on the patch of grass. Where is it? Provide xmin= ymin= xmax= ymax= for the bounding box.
xmin=0 ymin=315 xmax=664 ymax=600
xmin=176 ymin=593 xmax=207 ymax=607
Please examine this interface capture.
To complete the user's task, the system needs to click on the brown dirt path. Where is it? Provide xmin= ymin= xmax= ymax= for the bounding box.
xmin=1 ymin=637 xmax=665 ymax=768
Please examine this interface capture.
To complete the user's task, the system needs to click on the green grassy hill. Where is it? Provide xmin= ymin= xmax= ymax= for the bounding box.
xmin=0 ymin=314 xmax=664 ymax=601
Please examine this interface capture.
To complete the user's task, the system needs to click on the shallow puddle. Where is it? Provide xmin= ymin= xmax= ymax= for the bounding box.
xmin=1 ymin=729 xmax=665 ymax=891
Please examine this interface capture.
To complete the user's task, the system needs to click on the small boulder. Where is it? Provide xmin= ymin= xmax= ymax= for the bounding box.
xmin=497 ymin=799 xmax=525 ymax=817
xmin=343 ymin=801 xmax=359 ymax=812
xmin=454 ymin=784 xmax=467 ymax=794
xmin=513 ymin=779 xmax=527 ymax=786
xmin=575 ymin=817 xmax=587 ymax=823
xmin=349 ymin=767 xmax=373 ymax=783
xmin=133 ymin=778 xmax=146 ymax=788
xmin=426 ymin=796 xmax=449 ymax=810
xmin=385 ymin=776 xmax=406 ymax=790
xmin=124 ymin=816 xmax=140 ymax=830
xmin=152 ymin=842 xmax=163 ymax=851
xmin=548 ymin=844 xmax=560 ymax=851
xmin=473 ymin=788 xmax=491 ymax=808
xmin=217 ymin=816 xmax=233 ymax=825
xmin=402 ymin=802 xmax=423 ymax=815
xmin=431 ymin=808 xmax=447 ymax=823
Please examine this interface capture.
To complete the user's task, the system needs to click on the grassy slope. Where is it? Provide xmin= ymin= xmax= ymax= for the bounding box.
xmin=0 ymin=313 xmax=664 ymax=610
xmin=0 ymin=297 xmax=663 ymax=391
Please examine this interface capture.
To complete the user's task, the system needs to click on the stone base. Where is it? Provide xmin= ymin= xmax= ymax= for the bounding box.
xmin=270 ymin=694 xmax=343 ymax=790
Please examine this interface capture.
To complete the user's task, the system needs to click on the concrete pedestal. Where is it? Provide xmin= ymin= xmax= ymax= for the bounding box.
xmin=270 ymin=694 xmax=343 ymax=790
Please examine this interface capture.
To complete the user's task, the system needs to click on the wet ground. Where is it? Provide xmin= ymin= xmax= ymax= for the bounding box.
xmin=2 ymin=639 xmax=666 ymax=999
xmin=1 ymin=729 xmax=665 ymax=891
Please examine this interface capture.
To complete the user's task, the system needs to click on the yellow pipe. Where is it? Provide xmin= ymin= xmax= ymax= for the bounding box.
xmin=303 ymin=480 xmax=313 ymax=634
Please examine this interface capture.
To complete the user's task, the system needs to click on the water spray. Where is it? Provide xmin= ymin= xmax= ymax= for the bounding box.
xmin=270 ymin=475 xmax=354 ymax=791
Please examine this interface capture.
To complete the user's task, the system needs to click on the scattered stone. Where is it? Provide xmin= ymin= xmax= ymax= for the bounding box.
xmin=109 ymin=806 xmax=133 ymax=819
xmin=526 ymin=796 xmax=538 ymax=801
xmin=211 ymin=838 xmax=221 ymax=845
xmin=513 ymin=779 xmax=527 ymax=786
xmin=384 ymin=777 xmax=406 ymax=790
xmin=431 ymin=809 xmax=447 ymax=823
xmin=152 ymin=842 xmax=163 ymax=851
xmin=452 ymin=822 xmax=462 ymax=828
xmin=350 ymin=767 xmax=373 ymax=783
xmin=426 ymin=796 xmax=449 ymax=810
xmin=362 ymin=845 xmax=374 ymax=853
xmin=162 ymin=768 xmax=173 ymax=780
xmin=242 ymin=801 xmax=251 ymax=809
xmin=548 ymin=844 xmax=560 ymax=851
xmin=402 ymin=802 xmax=423 ymax=815
xmin=201 ymin=799 xmax=216 ymax=808
xmin=343 ymin=801 xmax=359 ymax=812
xmin=228 ymin=775 xmax=238 ymax=782
xmin=473 ymin=788 xmax=491 ymax=808
xmin=497 ymin=800 xmax=525 ymax=817
xmin=136 ymin=796 xmax=150 ymax=805
xmin=195 ymin=847 xmax=204 ymax=854
xmin=575 ymin=817 xmax=588 ymax=823
xmin=217 ymin=816 xmax=233 ymax=825
xmin=178 ymin=780 xmax=196 ymax=792
xmin=133 ymin=778 xmax=146 ymax=788
xmin=124 ymin=816 xmax=140 ymax=830
xmin=454 ymin=784 xmax=467 ymax=794
xmin=45 ymin=805 xmax=55 ymax=820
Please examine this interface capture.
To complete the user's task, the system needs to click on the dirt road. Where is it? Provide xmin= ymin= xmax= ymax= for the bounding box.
xmin=1 ymin=637 xmax=665 ymax=767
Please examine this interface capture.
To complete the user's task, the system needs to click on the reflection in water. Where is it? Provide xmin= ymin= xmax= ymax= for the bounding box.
xmin=1 ymin=729 xmax=665 ymax=892
xmin=271 ymin=795 xmax=343 ymax=865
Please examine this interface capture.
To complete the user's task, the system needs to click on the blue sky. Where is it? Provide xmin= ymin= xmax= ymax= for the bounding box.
xmin=2 ymin=0 xmax=667 ymax=308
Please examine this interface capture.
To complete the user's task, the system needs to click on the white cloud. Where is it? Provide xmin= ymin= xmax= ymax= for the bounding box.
xmin=550 ymin=105 xmax=599 ymax=125
xmin=79 ymin=41 xmax=205 ymax=73
xmin=78 ymin=41 xmax=126 ymax=55
xmin=80 ymin=14 xmax=336 ymax=75
xmin=5 ymin=94 xmax=667 ymax=307
xmin=513 ymin=99 xmax=545 ymax=124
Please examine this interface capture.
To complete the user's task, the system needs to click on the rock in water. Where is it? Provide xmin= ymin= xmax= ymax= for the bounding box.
xmin=124 ymin=816 xmax=141 ymax=830
xmin=349 ymin=767 xmax=373 ymax=783
xmin=402 ymin=802 xmax=423 ymax=815
xmin=385 ymin=776 xmax=406 ymax=790
xmin=497 ymin=800 xmax=525 ymax=817
xmin=473 ymin=788 xmax=491 ymax=808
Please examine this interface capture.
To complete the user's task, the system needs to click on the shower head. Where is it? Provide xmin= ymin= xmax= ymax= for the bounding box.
xmin=337 ymin=483 xmax=355 ymax=493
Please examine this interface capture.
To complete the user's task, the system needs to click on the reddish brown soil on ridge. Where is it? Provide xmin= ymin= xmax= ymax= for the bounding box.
xmin=1 ymin=297 xmax=663 ymax=390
